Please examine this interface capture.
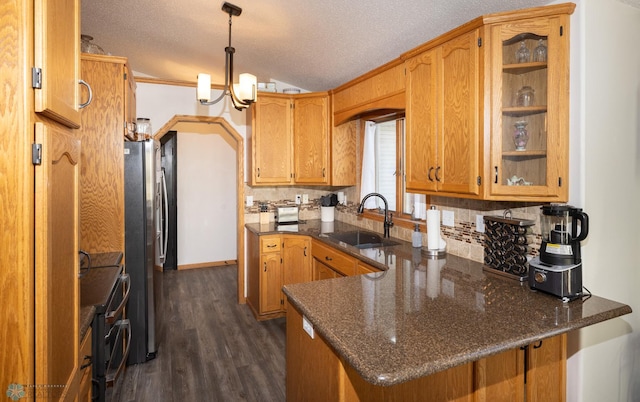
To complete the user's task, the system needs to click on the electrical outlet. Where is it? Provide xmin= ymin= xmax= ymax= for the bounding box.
xmin=302 ymin=194 xmax=309 ymax=204
xmin=442 ymin=210 xmax=455 ymax=227
xmin=295 ymin=194 xmax=301 ymax=205
xmin=476 ymin=214 xmax=485 ymax=233
xmin=302 ymin=315 xmax=314 ymax=339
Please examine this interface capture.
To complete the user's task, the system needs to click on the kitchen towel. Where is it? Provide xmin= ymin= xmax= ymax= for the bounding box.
xmin=426 ymin=207 xmax=446 ymax=251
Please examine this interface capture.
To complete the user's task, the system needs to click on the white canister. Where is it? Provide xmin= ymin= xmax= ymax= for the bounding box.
xmin=321 ymin=206 xmax=335 ymax=222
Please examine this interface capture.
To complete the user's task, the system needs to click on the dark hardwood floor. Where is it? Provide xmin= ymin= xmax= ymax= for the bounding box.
xmin=111 ymin=265 xmax=286 ymax=402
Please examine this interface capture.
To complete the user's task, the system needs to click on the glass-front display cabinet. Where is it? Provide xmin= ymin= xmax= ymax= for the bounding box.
xmin=488 ymin=10 xmax=572 ymax=201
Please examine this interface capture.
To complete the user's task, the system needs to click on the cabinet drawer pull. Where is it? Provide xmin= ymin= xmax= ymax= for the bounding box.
xmin=325 ymin=256 xmax=333 ymax=261
xmin=266 ymin=244 xmax=277 ymax=248
xmin=435 ymin=166 xmax=442 ymax=182
xmin=79 ymin=79 xmax=93 ymax=109
xmin=428 ymin=167 xmax=434 ymax=182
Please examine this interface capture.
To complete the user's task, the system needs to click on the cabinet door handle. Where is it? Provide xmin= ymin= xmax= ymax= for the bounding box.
xmin=78 ymin=79 xmax=93 ymax=109
xmin=533 ymin=340 xmax=543 ymax=349
xmin=435 ymin=166 xmax=442 ymax=182
xmin=80 ymin=354 xmax=92 ymax=370
xmin=257 ymin=168 xmax=261 ymax=178
xmin=106 ymin=273 xmax=130 ymax=325
xmin=322 ymin=168 xmax=326 ymax=178
xmin=263 ymin=261 xmax=267 ymax=272
xmin=304 ymin=246 xmax=307 ymax=257
xmin=325 ymin=256 xmax=333 ymax=261
xmin=494 ymin=166 xmax=498 ymax=184
xmin=428 ymin=167 xmax=434 ymax=182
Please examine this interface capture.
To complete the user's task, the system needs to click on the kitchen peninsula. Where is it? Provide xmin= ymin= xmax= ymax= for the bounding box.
xmin=245 ymin=221 xmax=632 ymax=401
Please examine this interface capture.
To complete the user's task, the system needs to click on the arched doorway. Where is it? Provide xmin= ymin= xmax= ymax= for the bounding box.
xmin=153 ymin=115 xmax=246 ymax=304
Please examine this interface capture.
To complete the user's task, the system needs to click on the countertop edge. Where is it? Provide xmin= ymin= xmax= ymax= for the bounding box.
xmin=284 ymin=286 xmax=632 ymax=386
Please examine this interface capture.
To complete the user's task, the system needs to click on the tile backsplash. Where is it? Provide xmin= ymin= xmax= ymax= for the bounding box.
xmin=244 ymin=185 xmax=545 ymax=264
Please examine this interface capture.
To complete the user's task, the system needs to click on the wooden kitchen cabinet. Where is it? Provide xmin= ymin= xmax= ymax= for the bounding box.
xmin=34 ymin=122 xmax=81 ymax=400
xmin=247 ymin=233 xmax=284 ymax=319
xmin=475 ymin=334 xmax=566 ymax=402
xmin=249 ymin=92 xmax=330 ymax=185
xmin=76 ymin=329 xmax=93 ymax=402
xmin=34 ymin=0 xmax=82 ymax=128
xmin=404 ymin=29 xmax=481 ymax=196
xmin=288 ymin=302 xmax=566 ymax=402
xmin=486 ymin=8 xmax=572 ymax=201
xmin=312 ymin=239 xmax=356 ymax=278
xmin=283 ymin=235 xmax=312 ymax=285
xmin=78 ymin=54 xmax=136 ymax=253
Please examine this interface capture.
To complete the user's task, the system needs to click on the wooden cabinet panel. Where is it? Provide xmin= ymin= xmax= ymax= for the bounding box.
xmin=78 ymin=55 xmax=132 ymax=253
xmin=283 ymin=236 xmax=312 ymax=285
xmin=405 ymin=48 xmax=438 ymax=193
xmin=527 ymin=335 xmax=566 ymax=402
xmin=404 ymin=29 xmax=481 ymax=196
xmin=312 ymin=240 xmax=356 ymax=277
xmin=251 ymin=95 xmax=293 ymax=184
xmin=34 ymin=0 xmax=81 ymax=128
xmin=438 ymin=29 xmax=480 ymax=195
xmin=331 ymin=120 xmax=358 ymax=186
xmin=260 ymin=253 xmax=283 ymax=314
xmin=293 ymin=96 xmax=330 ymax=184
xmin=356 ymin=261 xmax=382 ymax=275
xmin=34 ymin=122 xmax=81 ymax=397
xmin=314 ymin=260 xmax=342 ymax=281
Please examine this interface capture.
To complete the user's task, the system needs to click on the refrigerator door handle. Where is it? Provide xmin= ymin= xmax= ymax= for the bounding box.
xmin=159 ymin=169 xmax=169 ymax=263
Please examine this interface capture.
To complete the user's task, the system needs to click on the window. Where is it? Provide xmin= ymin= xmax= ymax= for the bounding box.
xmin=361 ymin=118 xmax=426 ymax=222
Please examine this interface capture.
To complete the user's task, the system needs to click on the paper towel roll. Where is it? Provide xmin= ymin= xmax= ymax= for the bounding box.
xmin=426 ymin=208 xmax=441 ymax=250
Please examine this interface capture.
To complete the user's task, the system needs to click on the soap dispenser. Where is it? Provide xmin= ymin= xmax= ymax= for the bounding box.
xmin=412 ymin=224 xmax=422 ymax=248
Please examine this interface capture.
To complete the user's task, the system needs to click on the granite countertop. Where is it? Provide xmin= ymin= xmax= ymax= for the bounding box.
xmin=247 ymin=220 xmax=633 ymax=387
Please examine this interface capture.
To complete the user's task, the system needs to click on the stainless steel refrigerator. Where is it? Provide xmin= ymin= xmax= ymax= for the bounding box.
xmin=124 ymin=139 xmax=159 ymax=364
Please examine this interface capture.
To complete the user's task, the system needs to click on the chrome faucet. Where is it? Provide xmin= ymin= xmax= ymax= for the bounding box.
xmin=357 ymin=193 xmax=394 ymax=238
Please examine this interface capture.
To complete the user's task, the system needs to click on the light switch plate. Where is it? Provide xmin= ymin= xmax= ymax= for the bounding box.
xmin=302 ymin=194 xmax=309 ymax=204
xmin=302 ymin=315 xmax=314 ymax=339
xmin=442 ymin=210 xmax=454 ymax=227
xmin=476 ymin=215 xmax=485 ymax=233
xmin=246 ymin=195 xmax=253 ymax=207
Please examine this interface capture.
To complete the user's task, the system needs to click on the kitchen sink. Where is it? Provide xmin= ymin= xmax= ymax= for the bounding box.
xmin=327 ymin=230 xmax=400 ymax=249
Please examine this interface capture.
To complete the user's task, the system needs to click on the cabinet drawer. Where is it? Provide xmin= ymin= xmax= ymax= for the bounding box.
xmin=261 ymin=236 xmax=281 ymax=253
xmin=312 ymin=240 xmax=356 ymax=276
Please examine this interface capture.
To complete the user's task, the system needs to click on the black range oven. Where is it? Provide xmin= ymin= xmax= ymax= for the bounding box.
xmin=80 ymin=252 xmax=131 ymax=402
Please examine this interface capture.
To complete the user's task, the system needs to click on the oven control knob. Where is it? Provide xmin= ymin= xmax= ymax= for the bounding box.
xmin=534 ymin=272 xmax=547 ymax=283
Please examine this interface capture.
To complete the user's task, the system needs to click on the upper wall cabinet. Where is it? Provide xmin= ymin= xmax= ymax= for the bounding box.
xmin=78 ymin=54 xmax=136 ymax=253
xmin=249 ymin=92 xmax=330 ymax=186
xmin=34 ymin=0 xmax=82 ymax=129
xmin=405 ymin=29 xmax=481 ymax=196
xmin=486 ymin=8 xmax=573 ymax=201
xmin=402 ymin=2 xmax=574 ymax=201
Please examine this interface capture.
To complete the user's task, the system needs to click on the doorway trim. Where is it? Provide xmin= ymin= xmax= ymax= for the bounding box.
xmin=153 ymin=115 xmax=246 ymax=304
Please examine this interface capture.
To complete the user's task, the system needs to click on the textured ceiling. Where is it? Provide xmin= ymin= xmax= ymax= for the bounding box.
xmin=81 ymin=0 xmax=554 ymax=92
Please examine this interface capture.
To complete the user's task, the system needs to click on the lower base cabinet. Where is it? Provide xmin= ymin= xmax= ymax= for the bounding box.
xmin=77 ymin=329 xmax=93 ymax=401
xmin=286 ymin=304 xmax=566 ymax=402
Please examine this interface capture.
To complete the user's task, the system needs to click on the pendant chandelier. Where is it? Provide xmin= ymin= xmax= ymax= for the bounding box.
xmin=196 ymin=2 xmax=257 ymax=111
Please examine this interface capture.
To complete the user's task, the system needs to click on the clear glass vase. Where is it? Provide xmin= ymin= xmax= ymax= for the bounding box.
xmin=515 ymin=41 xmax=530 ymax=63
xmin=513 ymin=121 xmax=529 ymax=151
xmin=533 ymin=39 xmax=547 ymax=62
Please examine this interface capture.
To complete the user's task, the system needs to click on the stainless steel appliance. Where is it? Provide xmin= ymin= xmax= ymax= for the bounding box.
xmin=124 ymin=139 xmax=159 ymax=363
xmin=276 ymin=206 xmax=299 ymax=224
xmin=80 ymin=252 xmax=130 ymax=402
xmin=529 ymin=204 xmax=589 ymax=300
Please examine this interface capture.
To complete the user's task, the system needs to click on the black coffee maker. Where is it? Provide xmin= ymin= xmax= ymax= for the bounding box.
xmin=529 ymin=204 xmax=589 ymax=300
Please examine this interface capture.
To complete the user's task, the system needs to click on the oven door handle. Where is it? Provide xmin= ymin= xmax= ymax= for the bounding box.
xmin=106 ymin=273 xmax=130 ymax=325
xmin=105 ymin=318 xmax=131 ymax=387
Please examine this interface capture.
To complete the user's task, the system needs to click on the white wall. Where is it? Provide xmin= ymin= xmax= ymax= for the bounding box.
xmin=176 ymin=132 xmax=237 ymax=265
xmin=569 ymin=0 xmax=640 ymax=400
xmin=136 ymin=83 xmax=249 ymax=266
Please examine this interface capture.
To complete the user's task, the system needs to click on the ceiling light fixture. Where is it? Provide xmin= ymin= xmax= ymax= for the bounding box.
xmin=197 ymin=2 xmax=257 ymax=111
